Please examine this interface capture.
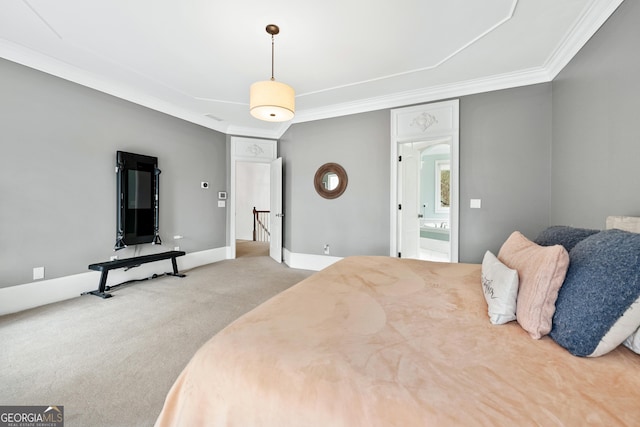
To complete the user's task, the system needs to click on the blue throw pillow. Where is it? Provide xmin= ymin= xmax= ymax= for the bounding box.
xmin=534 ymin=225 xmax=599 ymax=252
xmin=549 ymin=229 xmax=640 ymax=357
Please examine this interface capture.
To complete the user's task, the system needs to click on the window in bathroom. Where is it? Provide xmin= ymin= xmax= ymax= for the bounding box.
xmin=435 ymin=160 xmax=450 ymax=213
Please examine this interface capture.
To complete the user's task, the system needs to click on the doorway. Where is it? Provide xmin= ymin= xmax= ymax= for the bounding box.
xmin=399 ymin=139 xmax=451 ymax=261
xmin=390 ymin=100 xmax=459 ymax=262
xmin=235 ymin=161 xmax=271 ymax=258
xmin=229 ymin=137 xmax=282 ymax=262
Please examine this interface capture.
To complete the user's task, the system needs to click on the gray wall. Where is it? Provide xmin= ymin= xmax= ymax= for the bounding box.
xmin=279 ymin=111 xmax=390 ymax=257
xmin=0 ymin=58 xmax=227 ymax=288
xmin=459 ymin=84 xmax=552 ymax=262
xmin=551 ymin=0 xmax=640 ymax=228
xmin=280 ymin=84 xmax=553 ymax=264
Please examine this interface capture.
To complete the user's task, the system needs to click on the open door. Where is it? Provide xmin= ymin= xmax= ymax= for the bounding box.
xmin=269 ymin=157 xmax=283 ymax=263
xmin=398 ymin=144 xmax=420 ymax=259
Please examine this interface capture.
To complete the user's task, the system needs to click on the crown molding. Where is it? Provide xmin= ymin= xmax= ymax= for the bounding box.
xmin=544 ymin=0 xmax=624 ymax=79
xmin=225 ymin=122 xmax=291 ymax=140
xmin=291 ymin=66 xmax=551 ymax=127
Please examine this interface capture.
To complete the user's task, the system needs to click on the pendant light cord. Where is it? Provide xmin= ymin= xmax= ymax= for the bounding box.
xmin=271 ymin=34 xmax=275 ymax=81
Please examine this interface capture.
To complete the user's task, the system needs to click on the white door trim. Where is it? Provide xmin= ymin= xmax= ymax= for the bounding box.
xmin=269 ymin=157 xmax=283 ymax=263
xmin=390 ymin=100 xmax=459 ymax=262
xmin=229 ymin=136 xmax=278 ymax=259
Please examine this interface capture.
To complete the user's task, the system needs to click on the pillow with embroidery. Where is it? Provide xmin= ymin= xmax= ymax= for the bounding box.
xmin=481 ymin=250 xmax=519 ymax=325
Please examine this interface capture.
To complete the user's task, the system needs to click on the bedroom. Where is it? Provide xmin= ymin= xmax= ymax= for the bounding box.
xmin=1 ymin=0 xmax=639 ymax=424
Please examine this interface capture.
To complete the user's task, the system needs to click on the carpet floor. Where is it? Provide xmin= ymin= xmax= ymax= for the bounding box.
xmin=0 ymin=241 xmax=314 ymax=426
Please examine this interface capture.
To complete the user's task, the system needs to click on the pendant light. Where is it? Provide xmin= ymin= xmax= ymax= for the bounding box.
xmin=250 ymin=24 xmax=295 ymax=122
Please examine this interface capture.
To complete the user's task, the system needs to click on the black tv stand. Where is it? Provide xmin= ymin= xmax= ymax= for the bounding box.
xmin=85 ymin=250 xmax=186 ymax=298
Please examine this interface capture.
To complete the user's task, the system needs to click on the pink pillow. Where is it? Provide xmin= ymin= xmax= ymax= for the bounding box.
xmin=497 ymin=231 xmax=569 ymax=339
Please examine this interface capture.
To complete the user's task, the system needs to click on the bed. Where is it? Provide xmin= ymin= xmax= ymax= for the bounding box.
xmin=155 ymin=217 xmax=640 ymax=426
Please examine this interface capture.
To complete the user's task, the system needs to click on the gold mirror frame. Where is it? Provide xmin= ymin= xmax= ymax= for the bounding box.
xmin=314 ymin=163 xmax=348 ymax=199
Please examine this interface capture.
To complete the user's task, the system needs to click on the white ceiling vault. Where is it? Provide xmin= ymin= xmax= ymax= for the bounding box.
xmin=0 ymin=0 xmax=624 ymax=139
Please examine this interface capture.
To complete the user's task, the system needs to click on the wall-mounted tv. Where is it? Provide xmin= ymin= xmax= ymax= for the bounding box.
xmin=114 ymin=151 xmax=161 ymax=250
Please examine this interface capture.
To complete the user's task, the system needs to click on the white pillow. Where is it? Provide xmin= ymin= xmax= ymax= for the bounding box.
xmin=608 ymin=218 xmax=640 ymax=356
xmin=624 ymin=327 xmax=640 ymax=354
xmin=481 ymin=250 xmax=519 ymax=325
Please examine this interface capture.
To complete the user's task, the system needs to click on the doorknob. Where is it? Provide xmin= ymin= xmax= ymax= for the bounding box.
xmin=418 ymin=214 xmax=424 ymax=218
xmin=276 ymin=213 xmax=285 ymax=218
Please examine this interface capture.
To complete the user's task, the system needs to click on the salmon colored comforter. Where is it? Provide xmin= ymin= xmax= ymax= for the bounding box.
xmin=155 ymin=256 xmax=640 ymax=426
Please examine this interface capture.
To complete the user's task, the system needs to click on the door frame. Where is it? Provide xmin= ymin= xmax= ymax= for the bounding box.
xmin=390 ymin=100 xmax=459 ymax=262
xmin=229 ymin=136 xmax=278 ymax=259
xmin=269 ymin=157 xmax=283 ymax=263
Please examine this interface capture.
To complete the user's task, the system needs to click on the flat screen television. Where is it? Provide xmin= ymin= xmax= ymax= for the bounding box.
xmin=114 ymin=151 xmax=161 ymax=250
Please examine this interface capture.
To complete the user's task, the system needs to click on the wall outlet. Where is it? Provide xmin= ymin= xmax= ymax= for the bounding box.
xmin=110 ymin=255 xmax=118 ymax=261
xmin=323 ymin=244 xmax=330 ymax=255
xmin=174 ymin=246 xmax=180 ymax=251
xmin=33 ymin=266 xmax=45 ymax=280
xmin=470 ymin=199 xmax=482 ymax=209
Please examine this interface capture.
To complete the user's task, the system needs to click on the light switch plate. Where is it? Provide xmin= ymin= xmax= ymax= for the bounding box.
xmin=218 ymin=200 xmax=226 ymax=208
xmin=33 ymin=266 xmax=45 ymax=280
xmin=470 ymin=199 xmax=482 ymax=209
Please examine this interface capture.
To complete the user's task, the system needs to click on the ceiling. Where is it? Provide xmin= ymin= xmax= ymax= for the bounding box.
xmin=0 ymin=0 xmax=623 ymax=139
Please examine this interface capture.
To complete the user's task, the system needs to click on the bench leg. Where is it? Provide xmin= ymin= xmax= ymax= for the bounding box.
xmin=85 ymin=271 xmax=113 ymax=298
xmin=169 ymin=257 xmax=186 ymax=278
xmin=98 ymin=270 xmax=109 ymax=293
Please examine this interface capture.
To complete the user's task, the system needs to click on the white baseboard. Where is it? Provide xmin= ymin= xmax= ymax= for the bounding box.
xmin=179 ymin=247 xmax=228 ymax=270
xmin=283 ymin=248 xmax=342 ymax=271
xmin=0 ymin=247 xmax=229 ymax=316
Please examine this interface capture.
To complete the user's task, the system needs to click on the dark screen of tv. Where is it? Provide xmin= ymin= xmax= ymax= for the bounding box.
xmin=114 ymin=151 xmax=161 ymax=250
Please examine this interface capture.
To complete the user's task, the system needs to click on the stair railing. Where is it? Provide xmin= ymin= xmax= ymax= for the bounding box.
xmin=253 ymin=207 xmax=271 ymax=242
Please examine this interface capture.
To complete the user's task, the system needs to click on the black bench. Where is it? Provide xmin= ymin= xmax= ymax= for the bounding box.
xmin=85 ymin=250 xmax=186 ymax=298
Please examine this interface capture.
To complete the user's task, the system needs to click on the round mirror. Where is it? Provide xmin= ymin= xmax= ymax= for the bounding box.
xmin=314 ymin=163 xmax=348 ymax=199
